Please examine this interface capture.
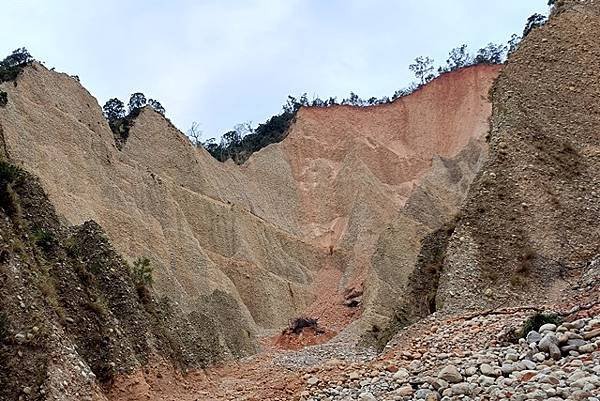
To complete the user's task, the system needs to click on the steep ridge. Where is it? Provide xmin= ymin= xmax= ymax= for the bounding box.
xmin=436 ymin=0 xmax=600 ymax=312
xmin=0 ymin=62 xmax=499 ymax=367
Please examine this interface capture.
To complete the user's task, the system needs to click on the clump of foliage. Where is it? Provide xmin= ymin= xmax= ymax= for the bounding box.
xmin=523 ymin=13 xmax=548 ymax=38
xmin=0 ymin=47 xmax=33 ymax=83
xmin=200 ymin=38 xmax=515 ymax=164
xmin=519 ymin=312 xmax=562 ymax=337
xmin=0 ymin=90 xmax=7 ymax=107
xmin=132 ymin=256 xmax=153 ymax=286
xmin=0 ymin=161 xmax=24 ymax=216
xmin=31 ymin=228 xmax=56 ymax=253
xmin=103 ymin=93 xmax=166 ymax=149
xmin=131 ymin=256 xmax=153 ymax=302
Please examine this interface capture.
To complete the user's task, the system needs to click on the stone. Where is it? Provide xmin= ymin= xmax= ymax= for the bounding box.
xmin=450 ymin=383 xmax=471 ymax=396
xmin=548 ymin=343 xmax=561 ymax=360
xmin=480 ymin=363 xmax=501 ymax=377
xmin=307 ymin=376 xmax=319 ymax=386
xmin=539 ymin=323 xmax=557 ymax=333
xmin=415 ymin=389 xmax=432 ymax=399
xmin=438 ymin=365 xmax=462 ymax=383
xmin=583 ymin=329 xmax=600 ymax=340
xmin=393 ymin=368 xmax=410 ymax=382
xmin=538 ymin=333 xmax=559 ymax=352
xmin=532 ymin=352 xmax=546 ymax=362
xmin=396 ymin=385 xmax=413 ymax=396
xmin=501 ymin=363 xmax=517 ymax=375
xmin=465 ymin=366 xmax=478 ymax=376
xmin=526 ymin=331 xmax=542 ymax=344
xmin=578 ymin=343 xmax=597 ymax=353
xmin=359 ymin=392 xmax=376 ymax=401
xmin=14 ymin=333 xmax=26 ymax=344
xmin=348 ymin=371 xmax=360 ymax=380
xmin=425 ymin=392 xmax=440 ymax=401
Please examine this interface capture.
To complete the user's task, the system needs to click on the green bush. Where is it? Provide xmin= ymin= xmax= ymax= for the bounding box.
xmin=132 ymin=256 xmax=153 ymax=287
xmin=520 ymin=312 xmax=562 ymax=337
xmin=0 ymin=90 xmax=7 ymax=107
xmin=31 ymin=228 xmax=56 ymax=252
xmin=0 ymin=48 xmax=33 ymax=83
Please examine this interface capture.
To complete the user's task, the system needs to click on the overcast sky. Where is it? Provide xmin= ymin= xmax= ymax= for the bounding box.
xmin=2 ymin=1 xmax=548 ymax=139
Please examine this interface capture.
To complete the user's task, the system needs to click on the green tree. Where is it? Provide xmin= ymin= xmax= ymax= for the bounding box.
xmin=474 ymin=43 xmax=507 ymax=65
xmin=128 ymin=92 xmax=147 ymax=114
xmin=102 ymin=98 xmax=126 ymax=123
xmin=409 ymin=56 xmax=435 ymax=85
xmin=148 ymin=98 xmax=165 ymax=115
xmin=444 ymin=45 xmax=473 ymax=72
xmin=132 ymin=257 xmax=153 ymax=287
xmin=523 ymin=14 xmax=547 ymax=37
xmin=507 ymin=34 xmax=521 ymax=56
xmin=0 ymin=48 xmax=33 ymax=83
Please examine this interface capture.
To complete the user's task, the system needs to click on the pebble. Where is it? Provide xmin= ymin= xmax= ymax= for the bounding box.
xmin=303 ymin=312 xmax=600 ymax=401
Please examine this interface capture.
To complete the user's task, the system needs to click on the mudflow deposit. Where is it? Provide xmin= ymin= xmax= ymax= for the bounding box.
xmin=0 ymin=0 xmax=599 ymax=400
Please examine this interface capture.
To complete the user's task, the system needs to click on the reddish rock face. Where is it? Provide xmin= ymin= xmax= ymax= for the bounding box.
xmin=0 ymin=62 xmax=500 ymax=345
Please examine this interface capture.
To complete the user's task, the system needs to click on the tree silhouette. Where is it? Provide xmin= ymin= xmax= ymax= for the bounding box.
xmin=523 ymin=14 xmax=547 ymax=37
xmin=409 ymin=56 xmax=435 ymax=85
xmin=102 ymin=98 xmax=126 ymax=123
xmin=148 ymin=99 xmax=165 ymax=115
xmin=474 ymin=43 xmax=507 ymax=65
xmin=443 ymin=45 xmax=473 ymax=72
xmin=128 ymin=92 xmax=147 ymax=114
xmin=507 ymin=34 xmax=521 ymax=56
xmin=188 ymin=122 xmax=203 ymax=147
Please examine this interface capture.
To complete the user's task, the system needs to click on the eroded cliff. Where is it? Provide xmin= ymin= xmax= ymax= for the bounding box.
xmin=0 ymin=63 xmax=499 ymax=363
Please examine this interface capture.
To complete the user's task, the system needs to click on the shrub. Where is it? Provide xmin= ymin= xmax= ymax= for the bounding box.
xmin=0 ymin=90 xmax=7 ymax=107
xmin=286 ymin=317 xmax=319 ymax=335
xmin=31 ymin=228 xmax=56 ymax=252
xmin=523 ymin=14 xmax=547 ymax=38
xmin=132 ymin=256 xmax=153 ymax=287
xmin=0 ymin=161 xmax=23 ymax=216
xmin=519 ymin=312 xmax=562 ymax=337
xmin=0 ymin=48 xmax=33 ymax=83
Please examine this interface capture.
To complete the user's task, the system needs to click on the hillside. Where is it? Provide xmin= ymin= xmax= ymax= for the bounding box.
xmin=1 ymin=1 xmax=599 ymax=399
xmin=0 ymin=60 xmax=498 ymax=344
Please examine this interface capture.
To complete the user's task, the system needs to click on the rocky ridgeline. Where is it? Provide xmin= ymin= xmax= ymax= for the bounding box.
xmin=301 ymin=313 xmax=600 ymax=401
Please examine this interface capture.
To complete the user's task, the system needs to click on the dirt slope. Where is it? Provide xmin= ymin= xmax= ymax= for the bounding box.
xmin=0 ymin=61 xmax=499 ymax=383
xmin=437 ymin=0 xmax=600 ymax=311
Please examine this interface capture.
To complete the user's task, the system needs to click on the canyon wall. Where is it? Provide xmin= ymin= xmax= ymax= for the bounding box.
xmin=0 ymin=62 xmax=500 ymax=353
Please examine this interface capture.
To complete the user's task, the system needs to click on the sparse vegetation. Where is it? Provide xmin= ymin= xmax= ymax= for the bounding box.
xmin=523 ymin=13 xmax=548 ymax=37
xmin=131 ymin=256 xmax=153 ymax=302
xmin=286 ymin=317 xmax=320 ymax=335
xmin=132 ymin=256 xmax=153 ymax=287
xmin=0 ymin=47 xmax=33 ymax=83
xmin=201 ymin=39 xmax=514 ymax=164
xmin=519 ymin=313 xmax=562 ymax=338
xmin=0 ymin=90 xmax=7 ymax=107
xmin=31 ymin=228 xmax=56 ymax=252
xmin=102 ymin=93 xmax=167 ymax=149
xmin=0 ymin=161 xmax=24 ymax=217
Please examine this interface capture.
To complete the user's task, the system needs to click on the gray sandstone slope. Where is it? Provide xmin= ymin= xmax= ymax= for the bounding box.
xmin=437 ymin=0 xmax=600 ymax=312
xmin=0 ymin=63 xmax=322 ymax=357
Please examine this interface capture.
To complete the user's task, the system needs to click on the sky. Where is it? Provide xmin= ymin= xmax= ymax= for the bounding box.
xmin=2 ymin=1 xmax=548 ymax=140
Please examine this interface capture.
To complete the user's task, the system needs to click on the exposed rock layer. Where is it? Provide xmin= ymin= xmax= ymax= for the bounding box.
xmin=437 ymin=0 xmax=600 ymax=311
xmin=0 ymin=63 xmax=499 ymax=355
